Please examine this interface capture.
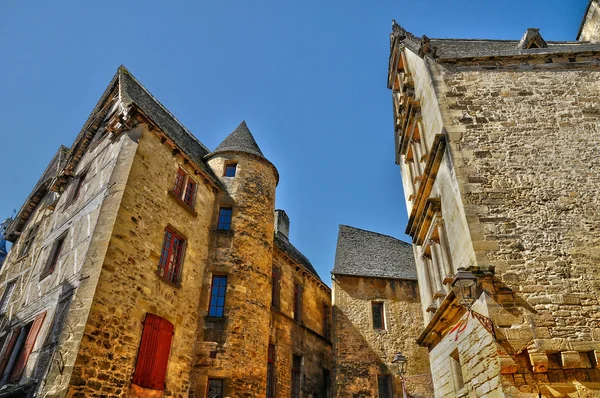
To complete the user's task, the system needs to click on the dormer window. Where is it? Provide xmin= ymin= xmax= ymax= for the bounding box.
xmin=224 ymin=163 xmax=237 ymax=177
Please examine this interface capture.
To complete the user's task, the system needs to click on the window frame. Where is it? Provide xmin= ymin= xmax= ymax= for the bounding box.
xmin=0 ymin=280 xmax=17 ymax=315
xmin=207 ymin=378 xmax=224 ymax=398
xmin=377 ymin=374 xmax=393 ymax=398
xmin=18 ymin=223 xmax=39 ymax=258
xmin=293 ymin=283 xmax=303 ymax=323
xmin=271 ymin=267 xmax=281 ymax=310
xmin=216 ymin=207 xmax=233 ymax=231
xmin=291 ymin=355 xmax=302 ymax=398
xmin=157 ymin=227 xmax=186 ymax=286
xmin=372 ymin=302 xmax=385 ymax=330
xmin=224 ymin=162 xmax=237 ymax=177
xmin=266 ymin=344 xmax=275 ymax=398
xmin=41 ymin=233 xmax=67 ymax=279
xmin=68 ymin=169 xmax=88 ymax=206
xmin=172 ymin=167 xmax=198 ymax=210
xmin=208 ymin=275 xmax=227 ymax=318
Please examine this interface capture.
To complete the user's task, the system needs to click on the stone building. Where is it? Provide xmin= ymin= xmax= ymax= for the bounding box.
xmin=0 ymin=66 xmax=332 ymax=397
xmin=387 ymin=1 xmax=600 ymax=397
xmin=331 ymin=225 xmax=432 ymax=398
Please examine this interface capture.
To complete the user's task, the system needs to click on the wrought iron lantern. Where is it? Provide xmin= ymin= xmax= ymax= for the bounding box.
xmin=452 ymin=268 xmax=478 ymax=309
xmin=392 ymin=352 xmax=408 ymax=377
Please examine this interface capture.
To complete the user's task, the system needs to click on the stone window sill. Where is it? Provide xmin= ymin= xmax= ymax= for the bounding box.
xmin=155 ymin=271 xmax=181 ymax=289
xmin=212 ymin=229 xmax=234 ymax=236
xmin=167 ymin=190 xmax=197 ymax=217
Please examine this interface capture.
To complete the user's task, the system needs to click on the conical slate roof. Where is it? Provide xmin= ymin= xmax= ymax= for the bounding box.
xmin=209 ymin=121 xmax=266 ymax=160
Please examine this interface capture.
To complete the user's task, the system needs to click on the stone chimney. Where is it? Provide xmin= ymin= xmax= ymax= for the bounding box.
xmin=274 ymin=210 xmax=290 ymax=240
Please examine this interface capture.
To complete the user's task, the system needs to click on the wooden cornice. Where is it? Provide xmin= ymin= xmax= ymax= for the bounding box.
xmin=413 ymin=198 xmax=441 ymax=245
xmin=405 ymin=134 xmax=447 ymax=237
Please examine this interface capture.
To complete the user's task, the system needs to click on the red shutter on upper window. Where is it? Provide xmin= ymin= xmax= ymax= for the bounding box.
xmin=9 ymin=311 xmax=46 ymax=382
xmin=133 ymin=313 xmax=174 ymax=390
xmin=0 ymin=326 xmax=21 ymax=377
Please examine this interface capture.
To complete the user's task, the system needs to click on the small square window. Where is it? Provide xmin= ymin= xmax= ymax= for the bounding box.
xmin=372 ymin=302 xmax=385 ymax=330
xmin=217 ymin=207 xmax=232 ymax=231
xmin=224 ymin=163 xmax=237 ymax=177
xmin=158 ymin=228 xmax=186 ymax=284
xmin=208 ymin=275 xmax=227 ymax=317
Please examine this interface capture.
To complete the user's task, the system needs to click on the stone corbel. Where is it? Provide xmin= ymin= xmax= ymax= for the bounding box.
xmin=528 ymin=351 xmax=549 ymax=373
xmin=426 ymin=303 xmax=438 ymax=313
xmin=561 ymin=351 xmax=592 ymax=369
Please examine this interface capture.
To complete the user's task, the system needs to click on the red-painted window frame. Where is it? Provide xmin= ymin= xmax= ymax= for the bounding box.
xmin=158 ymin=228 xmax=186 ymax=285
xmin=173 ymin=168 xmax=187 ymax=197
xmin=133 ymin=313 xmax=174 ymax=390
xmin=183 ymin=179 xmax=197 ymax=207
xmin=9 ymin=312 xmax=46 ymax=382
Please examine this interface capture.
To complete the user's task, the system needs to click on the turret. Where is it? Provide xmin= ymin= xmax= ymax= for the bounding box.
xmin=578 ymin=0 xmax=600 ymax=42
xmin=202 ymin=121 xmax=278 ymax=394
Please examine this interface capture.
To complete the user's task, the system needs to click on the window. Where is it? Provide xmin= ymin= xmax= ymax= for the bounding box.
xmin=224 ymin=163 xmax=237 ymax=177
xmin=172 ymin=167 xmax=197 ymax=209
xmin=291 ymin=355 xmax=302 ymax=398
xmin=208 ymin=276 xmax=227 ymax=317
xmin=217 ymin=207 xmax=232 ymax=231
xmin=133 ymin=314 xmax=174 ymax=390
xmin=450 ymin=349 xmax=464 ymax=391
xmin=0 ymin=281 xmax=17 ymax=314
xmin=323 ymin=369 xmax=331 ymax=398
xmin=271 ymin=268 xmax=281 ymax=309
xmin=266 ymin=344 xmax=275 ymax=398
xmin=323 ymin=303 xmax=330 ymax=340
xmin=372 ymin=302 xmax=385 ymax=330
xmin=18 ymin=223 xmax=39 ymax=257
xmin=0 ymin=312 xmax=46 ymax=384
xmin=69 ymin=170 xmax=88 ymax=204
xmin=207 ymin=378 xmax=224 ymax=398
xmin=377 ymin=375 xmax=393 ymax=398
xmin=158 ymin=228 xmax=186 ymax=285
xmin=293 ymin=283 xmax=303 ymax=323
xmin=42 ymin=234 xmax=67 ymax=278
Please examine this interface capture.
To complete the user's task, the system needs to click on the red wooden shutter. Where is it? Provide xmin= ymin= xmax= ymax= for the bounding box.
xmin=9 ymin=312 xmax=46 ymax=382
xmin=133 ymin=313 xmax=174 ymax=390
xmin=0 ymin=326 xmax=21 ymax=377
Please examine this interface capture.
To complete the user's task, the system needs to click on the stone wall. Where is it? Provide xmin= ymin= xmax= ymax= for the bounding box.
xmin=433 ymin=62 xmax=600 ymax=396
xmin=66 ymin=125 xmax=216 ymax=397
xmin=269 ymin=246 xmax=332 ymax=398
xmin=332 ymin=275 xmax=432 ymax=398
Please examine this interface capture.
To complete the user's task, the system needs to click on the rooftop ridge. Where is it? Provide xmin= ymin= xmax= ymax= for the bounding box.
xmin=117 ymin=66 xmax=210 ymax=154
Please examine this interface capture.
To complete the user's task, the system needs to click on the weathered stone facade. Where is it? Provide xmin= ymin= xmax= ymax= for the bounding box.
xmin=388 ymin=3 xmax=600 ymax=397
xmin=332 ymin=226 xmax=432 ymax=398
xmin=0 ymin=67 xmax=332 ymax=397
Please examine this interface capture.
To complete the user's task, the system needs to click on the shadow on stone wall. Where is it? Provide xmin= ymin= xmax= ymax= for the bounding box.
xmin=333 ymin=307 xmax=432 ymax=398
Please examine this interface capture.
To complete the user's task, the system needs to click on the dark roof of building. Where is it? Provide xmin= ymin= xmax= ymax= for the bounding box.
xmin=274 ymin=232 xmax=324 ymax=282
xmin=4 ymin=146 xmax=69 ymax=241
xmin=390 ymin=21 xmax=600 ymax=62
xmin=117 ymin=67 xmax=223 ymax=187
xmin=332 ymin=225 xmax=417 ymax=280
xmin=430 ymin=39 xmax=600 ymax=60
xmin=208 ymin=121 xmax=266 ymax=160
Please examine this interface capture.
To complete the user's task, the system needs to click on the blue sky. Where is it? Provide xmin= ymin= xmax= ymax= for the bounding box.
xmin=0 ymin=1 xmax=589 ymax=284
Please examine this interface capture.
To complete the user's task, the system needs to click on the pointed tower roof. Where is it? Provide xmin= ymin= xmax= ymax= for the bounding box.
xmin=208 ymin=121 xmax=266 ymax=160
